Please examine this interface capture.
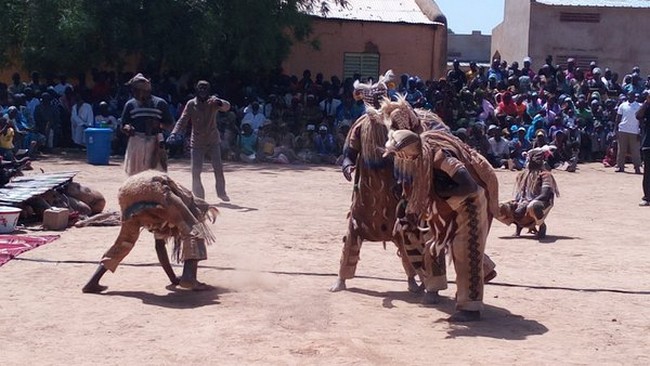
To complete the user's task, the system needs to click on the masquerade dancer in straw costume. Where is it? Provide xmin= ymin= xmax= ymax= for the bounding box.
xmin=383 ymin=97 xmax=500 ymax=321
xmin=90 ymin=74 xmax=195 ymax=293
xmin=331 ymin=70 xmax=430 ymax=293
xmin=83 ymin=170 xmax=218 ymax=293
xmin=498 ymin=145 xmax=559 ymax=239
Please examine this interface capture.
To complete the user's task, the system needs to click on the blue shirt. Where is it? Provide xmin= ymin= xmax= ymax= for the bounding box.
xmin=313 ymin=133 xmax=337 ymax=155
xmin=238 ymin=132 xmax=257 ymax=155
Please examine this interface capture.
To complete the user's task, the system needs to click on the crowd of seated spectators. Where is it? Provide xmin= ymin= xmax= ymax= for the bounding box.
xmin=438 ymin=56 xmax=648 ymax=172
xmin=1 ymin=56 xmax=646 ymax=171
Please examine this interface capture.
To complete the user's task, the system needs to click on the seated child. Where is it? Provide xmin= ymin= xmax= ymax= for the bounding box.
xmin=0 ymin=116 xmax=16 ymax=161
xmin=238 ymin=122 xmax=258 ymax=163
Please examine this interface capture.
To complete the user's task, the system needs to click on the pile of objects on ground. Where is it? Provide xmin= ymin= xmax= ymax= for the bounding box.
xmin=0 ymin=164 xmax=119 ymax=231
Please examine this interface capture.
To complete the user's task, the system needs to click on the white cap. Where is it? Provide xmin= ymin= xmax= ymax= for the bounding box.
xmin=523 ymin=56 xmax=532 ymax=63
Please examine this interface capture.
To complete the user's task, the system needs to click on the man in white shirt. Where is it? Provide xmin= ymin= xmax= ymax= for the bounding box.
xmin=487 ymin=125 xmax=510 ymax=168
xmin=615 ymin=92 xmax=642 ymax=173
xmin=53 ymin=74 xmax=73 ymax=96
xmin=71 ymin=92 xmax=94 ymax=147
xmin=241 ymin=101 xmax=267 ymax=132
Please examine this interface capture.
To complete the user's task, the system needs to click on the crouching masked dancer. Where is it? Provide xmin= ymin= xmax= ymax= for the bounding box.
xmin=83 ymin=170 xmax=218 ymax=293
xmin=498 ymin=146 xmax=559 ymax=239
xmin=384 ymin=98 xmax=500 ymax=322
xmin=330 ymin=70 xmax=427 ymax=293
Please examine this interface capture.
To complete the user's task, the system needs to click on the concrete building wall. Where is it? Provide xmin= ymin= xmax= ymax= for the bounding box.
xmin=528 ymin=3 xmax=650 ymax=74
xmin=416 ymin=0 xmax=448 ymax=79
xmin=282 ymin=19 xmax=446 ymax=81
xmin=493 ymin=0 xmax=650 ymax=75
xmin=491 ymin=0 xmax=532 ymax=64
xmin=448 ymin=31 xmax=491 ymax=63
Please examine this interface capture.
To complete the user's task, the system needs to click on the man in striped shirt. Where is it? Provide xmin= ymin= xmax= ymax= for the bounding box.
xmin=120 ymin=73 xmax=174 ymax=176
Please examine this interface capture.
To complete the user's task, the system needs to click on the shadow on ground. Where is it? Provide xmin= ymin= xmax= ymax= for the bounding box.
xmin=346 ymin=286 xmax=548 ymax=340
xmin=498 ymin=234 xmax=579 ymax=244
xmin=101 ymin=285 xmax=231 ymax=309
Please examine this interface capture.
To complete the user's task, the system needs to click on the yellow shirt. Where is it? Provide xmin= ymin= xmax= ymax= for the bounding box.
xmin=466 ymin=70 xmax=477 ymax=83
xmin=0 ymin=127 xmax=14 ymax=150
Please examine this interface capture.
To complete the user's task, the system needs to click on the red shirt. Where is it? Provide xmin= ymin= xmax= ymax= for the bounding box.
xmin=498 ymin=101 xmax=518 ymax=116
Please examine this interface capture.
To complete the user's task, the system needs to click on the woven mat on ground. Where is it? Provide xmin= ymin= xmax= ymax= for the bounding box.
xmin=0 ymin=235 xmax=60 ymax=267
xmin=73 ymin=211 xmax=121 ymax=227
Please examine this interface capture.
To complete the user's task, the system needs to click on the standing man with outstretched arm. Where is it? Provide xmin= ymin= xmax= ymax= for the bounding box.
xmin=169 ymin=80 xmax=231 ymax=202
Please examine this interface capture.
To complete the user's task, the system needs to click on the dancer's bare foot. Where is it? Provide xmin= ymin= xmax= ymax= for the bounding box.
xmin=407 ymin=276 xmax=424 ymax=293
xmin=82 ymin=283 xmax=108 ymax=293
xmin=83 ymin=265 xmax=108 ymax=293
xmin=448 ymin=310 xmax=481 ymax=322
xmin=178 ymin=279 xmax=215 ymax=291
xmin=329 ymin=278 xmax=346 ymax=292
xmin=422 ymin=290 xmax=441 ymax=305
xmin=537 ymin=223 xmax=547 ymax=239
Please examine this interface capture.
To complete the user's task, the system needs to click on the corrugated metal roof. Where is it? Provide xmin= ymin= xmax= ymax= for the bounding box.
xmin=304 ymin=0 xmax=439 ymax=25
xmin=536 ymin=0 xmax=650 ymax=8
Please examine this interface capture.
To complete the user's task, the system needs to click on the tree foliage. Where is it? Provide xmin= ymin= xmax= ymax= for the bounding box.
xmin=0 ymin=0 xmax=348 ymax=77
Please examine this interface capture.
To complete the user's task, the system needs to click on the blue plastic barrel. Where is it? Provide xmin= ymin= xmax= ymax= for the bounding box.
xmin=85 ymin=128 xmax=113 ymax=165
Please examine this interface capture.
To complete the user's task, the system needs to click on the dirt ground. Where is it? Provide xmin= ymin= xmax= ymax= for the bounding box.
xmin=0 ymin=153 xmax=649 ymax=365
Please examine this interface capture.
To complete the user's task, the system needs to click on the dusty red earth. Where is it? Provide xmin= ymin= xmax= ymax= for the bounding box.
xmin=0 ymin=152 xmax=649 ymax=365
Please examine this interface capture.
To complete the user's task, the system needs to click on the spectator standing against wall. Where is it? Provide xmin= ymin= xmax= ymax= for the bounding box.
xmin=169 ymin=80 xmax=231 ymax=202
xmin=635 ymin=92 xmax=650 ymax=206
xmin=615 ymin=91 xmax=642 ymax=173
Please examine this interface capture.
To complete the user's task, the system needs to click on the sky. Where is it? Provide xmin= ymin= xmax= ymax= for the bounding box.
xmin=435 ymin=0 xmax=505 ymax=35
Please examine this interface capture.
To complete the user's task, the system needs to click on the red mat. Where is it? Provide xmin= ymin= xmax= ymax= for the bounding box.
xmin=0 ymin=235 xmax=60 ymax=267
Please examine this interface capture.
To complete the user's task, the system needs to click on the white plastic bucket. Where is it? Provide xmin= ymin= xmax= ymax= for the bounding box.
xmin=0 ymin=206 xmax=22 ymax=233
